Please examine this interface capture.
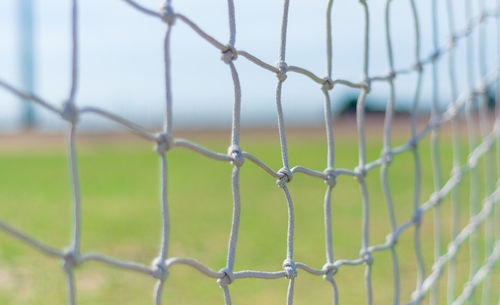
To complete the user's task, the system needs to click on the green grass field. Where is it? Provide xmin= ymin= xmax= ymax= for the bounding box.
xmin=0 ymin=126 xmax=499 ymax=305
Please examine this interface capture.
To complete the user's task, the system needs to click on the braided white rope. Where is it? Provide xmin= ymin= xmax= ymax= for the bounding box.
xmin=1 ymin=0 xmax=500 ymax=305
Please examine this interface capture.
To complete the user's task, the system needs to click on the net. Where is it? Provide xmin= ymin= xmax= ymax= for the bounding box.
xmin=1 ymin=0 xmax=500 ymax=305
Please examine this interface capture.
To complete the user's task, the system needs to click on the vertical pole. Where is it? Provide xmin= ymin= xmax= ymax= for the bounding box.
xmin=18 ymin=0 xmax=35 ymax=129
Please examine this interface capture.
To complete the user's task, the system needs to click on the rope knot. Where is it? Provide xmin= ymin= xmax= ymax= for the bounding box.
xmin=468 ymin=157 xmax=478 ymax=170
xmin=322 ymin=78 xmax=334 ymax=91
xmin=360 ymin=250 xmax=374 ymax=265
xmin=276 ymin=61 xmax=288 ymax=82
xmin=322 ymin=263 xmax=338 ymax=279
xmin=429 ymin=192 xmax=441 ymax=205
xmin=432 ymin=263 xmax=444 ymax=277
xmin=276 ymin=167 xmax=293 ymax=188
xmin=464 ymin=22 xmax=472 ymax=34
xmin=386 ymin=69 xmax=396 ymax=80
xmin=408 ymin=137 xmax=418 ymax=150
xmin=448 ymin=35 xmax=457 ymax=49
xmin=228 ymin=145 xmax=244 ymax=167
xmin=414 ymin=61 xmax=423 ymax=72
xmin=323 ymin=168 xmax=337 ymax=187
xmin=386 ymin=232 xmax=398 ymax=246
xmin=155 ymin=132 xmax=174 ymax=155
xmin=361 ymin=77 xmax=371 ymax=93
xmin=282 ymin=259 xmax=297 ymax=279
xmin=447 ymin=243 xmax=458 ymax=255
xmin=61 ymin=101 xmax=79 ymax=124
xmin=382 ymin=150 xmax=393 ymax=164
xmin=431 ymin=50 xmax=440 ymax=62
xmin=159 ymin=2 xmax=176 ymax=25
xmin=221 ymin=45 xmax=238 ymax=64
xmin=354 ymin=165 xmax=367 ymax=179
xmin=413 ymin=208 xmax=422 ymax=226
xmin=62 ymin=247 xmax=80 ymax=270
xmin=450 ymin=166 xmax=462 ymax=179
xmin=429 ymin=115 xmax=442 ymax=129
xmin=217 ymin=268 xmax=235 ymax=287
xmin=480 ymin=12 xmax=487 ymax=23
xmin=151 ymin=257 xmax=169 ymax=280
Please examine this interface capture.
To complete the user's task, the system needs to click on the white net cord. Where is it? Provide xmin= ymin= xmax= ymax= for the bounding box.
xmin=0 ymin=0 xmax=500 ymax=305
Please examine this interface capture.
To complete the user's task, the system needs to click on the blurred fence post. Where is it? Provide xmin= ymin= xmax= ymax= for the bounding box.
xmin=18 ymin=0 xmax=35 ymax=129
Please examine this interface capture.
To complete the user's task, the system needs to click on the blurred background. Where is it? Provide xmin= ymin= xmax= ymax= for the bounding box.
xmin=1 ymin=1 xmax=500 ymax=305
xmin=0 ymin=0 xmax=498 ymax=131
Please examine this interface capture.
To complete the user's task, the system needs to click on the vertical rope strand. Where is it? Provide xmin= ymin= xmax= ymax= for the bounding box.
xmin=275 ymin=2 xmax=296 ymax=305
xmin=323 ymin=1 xmax=338 ymax=303
xmin=465 ymin=2 xmax=480 ymax=304
xmin=68 ymin=0 xmax=79 ymax=103
xmin=221 ymin=1 xmax=243 ymax=303
xmin=495 ymin=9 xmax=500 ymax=305
xmin=357 ymin=2 xmax=372 ymax=304
xmin=163 ymin=26 xmax=174 ymax=135
xmin=326 ymin=0 xmax=334 ymax=79
xmin=409 ymin=0 xmax=425 ymax=303
xmin=445 ymin=0 xmax=462 ymax=302
xmin=275 ymin=0 xmax=291 ymax=170
xmin=64 ymin=0 xmax=81 ymax=303
xmin=382 ymin=1 xmax=401 ymax=304
xmin=495 ymin=0 xmax=500 ymax=251
xmin=477 ymin=1 xmax=495 ymax=304
xmin=153 ymin=3 xmax=176 ymax=303
xmin=429 ymin=0 xmax=442 ymax=303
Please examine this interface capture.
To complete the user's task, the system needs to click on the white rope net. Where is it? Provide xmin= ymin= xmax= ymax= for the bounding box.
xmin=1 ymin=0 xmax=500 ymax=304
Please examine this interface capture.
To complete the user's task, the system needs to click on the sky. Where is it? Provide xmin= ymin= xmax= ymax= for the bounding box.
xmin=0 ymin=0 xmax=498 ymax=131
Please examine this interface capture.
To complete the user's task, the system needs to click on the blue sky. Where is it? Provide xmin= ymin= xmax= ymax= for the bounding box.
xmin=0 ymin=0 xmax=497 ymax=131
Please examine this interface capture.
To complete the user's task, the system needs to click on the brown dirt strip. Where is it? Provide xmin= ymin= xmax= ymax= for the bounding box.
xmin=0 ymin=114 xmax=472 ymax=151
